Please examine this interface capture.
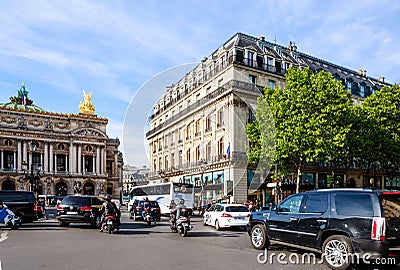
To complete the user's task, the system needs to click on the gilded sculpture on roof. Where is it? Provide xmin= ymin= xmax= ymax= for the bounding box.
xmin=79 ymin=90 xmax=95 ymax=114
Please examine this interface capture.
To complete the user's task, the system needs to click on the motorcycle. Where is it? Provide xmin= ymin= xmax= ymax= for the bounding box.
xmin=1 ymin=204 xmax=21 ymax=230
xmin=142 ymin=207 xmax=157 ymax=226
xmin=102 ymin=215 xmax=118 ymax=234
xmin=169 ymin=207 xmax=192 ymax=237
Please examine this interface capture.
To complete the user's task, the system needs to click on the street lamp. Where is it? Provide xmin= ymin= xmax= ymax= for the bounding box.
xmin=22 ymin=141 xmax=42 ymax=202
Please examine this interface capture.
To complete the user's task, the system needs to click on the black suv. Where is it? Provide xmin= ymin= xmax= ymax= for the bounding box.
xmin=129 ymin=199 xmax=161 ymax=221
xmin=247 ymin=188 xmax=400 ymax=270
xmin=56 ymin=195 xmax=105 ymax=228
xmin=0 ymin=190 xmax=36 ymax=223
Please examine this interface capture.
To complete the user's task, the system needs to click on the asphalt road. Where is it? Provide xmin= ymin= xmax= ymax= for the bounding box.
xmin=0 ymin=208 xmax=387 ymax=270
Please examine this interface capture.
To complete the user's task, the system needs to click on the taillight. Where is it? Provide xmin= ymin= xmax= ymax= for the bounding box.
xmin=371 ymin=217 xmax=386 ymax=241
xmin=80 ymin=206 xmax=92 ymax=211
xmin=34 ymin=203 xmax=37 ymax=211
xmin=221 ymin=213 xmax=232 ymax=218
xmin=57 ymin=205 xmax=64 ymax=211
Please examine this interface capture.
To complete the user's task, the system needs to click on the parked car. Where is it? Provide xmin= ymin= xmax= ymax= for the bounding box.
xmin=0 ymin=190 xmax=37 ymax=223
xmin=247 ymin=188 xmax=400 ymax=270
xmin=56 ymin=195 xmax=105 ymax=228
xmin=129 ymin=199 xmax=161 ymax=221
xmin=203 ymin=203 xmax=250 ymax=230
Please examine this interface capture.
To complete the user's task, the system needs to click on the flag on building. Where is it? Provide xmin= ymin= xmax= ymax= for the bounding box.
xmin=226 ymin=144 xmax=230 ymax=155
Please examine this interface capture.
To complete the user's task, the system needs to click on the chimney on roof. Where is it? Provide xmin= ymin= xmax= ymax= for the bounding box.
xmin=358 ymin=69 xmax=367 ymax=76
xmin=287 ymin=41 xmax=297 ymax=52
xmin=258 ymin=36 xmax=265 ymax=42
xmin=378 ymin=76 xmax=385 ymax=82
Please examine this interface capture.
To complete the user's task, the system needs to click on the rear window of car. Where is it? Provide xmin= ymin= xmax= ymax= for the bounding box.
xmin=380 ymin=193 xmax=400 ymax=218
xmin=335 ymin=193 xmax=373 ymax=217
xmin=225 ymin=206 xmax=248 ymax=212
xmin=61 ymin=196 xmax=90 ymax=205
xmin=0 ymin=191 xmax=34 ymax=203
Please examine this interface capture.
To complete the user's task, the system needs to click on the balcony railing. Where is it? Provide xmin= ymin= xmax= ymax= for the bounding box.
xmin=148 ymin=151 xmax=247 ymax=177
xmin=146 ymin=79 xmax=264 ymax=138
xmin=149 ymin=54 xmax=288 ymax=121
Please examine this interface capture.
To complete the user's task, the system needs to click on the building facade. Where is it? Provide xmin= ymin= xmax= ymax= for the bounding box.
xmin=146 ymin=33 xmax=390 ymax=206
xmin=0 ymin=84 xmax=123 ymax=198
xmin=122 ymin=165 xmax=149 ymax=195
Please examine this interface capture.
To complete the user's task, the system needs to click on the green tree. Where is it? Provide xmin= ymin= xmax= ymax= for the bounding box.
xmin=257 ymin=67 xmax=353 ymax=192
xmin=362 ymin=84 xmax=400 ymax=178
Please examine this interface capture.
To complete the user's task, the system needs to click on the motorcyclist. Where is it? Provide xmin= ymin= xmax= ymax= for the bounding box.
xmin=142 ymin=197 xmax=154 ymax=220
xmin=175 ymin=199 xmax=186 ymax=221
xmin=0 ymin=201 xmax=7 ymax=223
xmin=99 ymin=194 xmax=121 ymax=232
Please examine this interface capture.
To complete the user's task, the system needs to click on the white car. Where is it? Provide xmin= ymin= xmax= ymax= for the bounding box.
xmin=203 ymin=203 xmax=250 ymax=230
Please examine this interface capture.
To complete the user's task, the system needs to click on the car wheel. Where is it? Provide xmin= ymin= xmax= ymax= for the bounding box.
xmin=322 ymin=235 xmax=353 ymax=270
xmin=94 ymin=215 xmax=102 ymax=228
xmin=215 ymin=220 xmax=221 ymax=231
xmin=250 ymin=224 xmax=268 ymax=250
xmin=203 ymin=217 xmax=207 ymax=226
xmin=59 ymin=221 xmax=70 ymax=227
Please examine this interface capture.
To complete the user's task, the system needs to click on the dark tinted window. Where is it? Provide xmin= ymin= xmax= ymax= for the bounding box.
xmin=91 ymin=197 xmax=104 ymax=205
xmin=61 ymin=196 xmax=90 ymax=205
xmin=335 ymin=193 xmax=373 ymax=216
xmin=225 ymin=206 xmax=248 ymax=212
xmin=303 ymin=194 xmax=328 ymax=213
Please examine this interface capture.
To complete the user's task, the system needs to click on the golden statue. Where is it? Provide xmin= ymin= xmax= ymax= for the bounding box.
xmin=79 ymin=90 xmax=96 ymax=114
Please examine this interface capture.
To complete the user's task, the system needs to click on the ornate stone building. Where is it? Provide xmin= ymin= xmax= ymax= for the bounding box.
xmin=146 ymin=32 xmax=390 ymax=205
xmin=0 ymin=84 xmax=123 ymax=198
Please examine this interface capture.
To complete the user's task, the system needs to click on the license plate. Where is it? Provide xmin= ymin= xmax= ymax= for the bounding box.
xmin=107 ymin=221 xmax=113 ymax=225
xmin=182 ymin=223 xmax=189 ymax=226
xmin=66 ymin=211 xmax=77 ymax=215
xmin=234 ymin=217 xmax=243 ymax=220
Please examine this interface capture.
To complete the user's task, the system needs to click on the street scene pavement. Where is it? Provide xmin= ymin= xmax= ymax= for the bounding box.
xmin=0 ymin=207 xmax=335 ymax=270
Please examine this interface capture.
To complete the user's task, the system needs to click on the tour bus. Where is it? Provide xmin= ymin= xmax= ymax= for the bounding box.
xmin=127 ymin=182 xmax=194 ymax=215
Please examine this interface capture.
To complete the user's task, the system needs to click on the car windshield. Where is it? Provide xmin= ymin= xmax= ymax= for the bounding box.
xmin=225 ymin=206 xmax=248 ymax=212
xmin=61 ymin=197 xmax=90 ymax=205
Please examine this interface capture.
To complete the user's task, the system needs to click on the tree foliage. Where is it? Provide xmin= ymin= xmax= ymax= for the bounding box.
xmin=256 ymin=67 xmax=353 ymax=192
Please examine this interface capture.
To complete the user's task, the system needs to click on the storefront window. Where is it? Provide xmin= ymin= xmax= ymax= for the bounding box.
xmin=385 ymin=177 xmax=400 ymax=189
xmin=213 ymin=171 xmax=224 ymax=184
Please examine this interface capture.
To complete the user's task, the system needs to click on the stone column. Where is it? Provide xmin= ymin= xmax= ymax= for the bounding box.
xmin=23 ymin=141 xmax=27 ymax=165
xmin=54 ymin=154 xmax=58 ymax=174
xmin=96 ymin=147 xmax=100 ymax=174
xmin=82 ymin=155 xmax=86 ymax=174
xmin=92 ymin=155 xmax=95 ymax=173
xmin=44 ymin=143 xmax=48 ymax=172
xmin=1 ymin=150 xmax=3 ymax=170
xmin=17 ymin=140 xmax=22 ymax=171
xmin=69 ymin=141 xmax=73 ymax=174
xmin=14 ymin=151 xmax=18 ymax=171
xmin=77 ymin=145 xmax=82 ymax=174
xmin=49 ymin=143 xmax=54 ymax=172
xmin=101 ymin=147 xmax=105 ymax=175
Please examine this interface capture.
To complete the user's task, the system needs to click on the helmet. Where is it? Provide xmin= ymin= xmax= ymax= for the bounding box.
xmin=179 ymin=199 xmax=185 ymax=205
xmin=104 ymin=194 xmax=112 ymax=201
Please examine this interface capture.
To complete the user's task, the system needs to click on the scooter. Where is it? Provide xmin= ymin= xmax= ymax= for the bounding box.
xmin=1 ymin=204 xmax=21 ymax=230
xmin=169 ymin=207 xmax=192 ymax=237
xmin=142 ymin=207 xmax=157 ymax=226
xmin=102 ymin=215 xmax=117 ymax=234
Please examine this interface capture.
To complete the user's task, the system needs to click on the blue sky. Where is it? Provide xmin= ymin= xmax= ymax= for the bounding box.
xmin=1 ymin=0 xmax=399 ymax=166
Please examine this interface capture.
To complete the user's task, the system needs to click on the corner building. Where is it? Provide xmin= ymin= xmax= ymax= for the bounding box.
xmin=0 ymin=85 xmax=123 ymax=198
xmin=146 ymin=33 xmax=389 ymax=206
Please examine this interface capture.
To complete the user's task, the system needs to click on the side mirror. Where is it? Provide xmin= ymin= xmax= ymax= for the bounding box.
xmin=270 ymin=205 xmax=277 ymax=211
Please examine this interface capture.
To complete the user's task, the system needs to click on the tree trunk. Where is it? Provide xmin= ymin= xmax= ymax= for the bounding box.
xmin=296 ymin=158 xmax=302 ymax=193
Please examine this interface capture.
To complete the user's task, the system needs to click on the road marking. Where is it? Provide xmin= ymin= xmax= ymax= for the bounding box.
xmin=0 ymin=232 xmax=8 ymax=244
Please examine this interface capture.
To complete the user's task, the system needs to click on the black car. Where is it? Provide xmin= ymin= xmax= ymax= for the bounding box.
xmin=247 ymin=188 xmax=400 ymax=270
xmin=0 ymin=190 xmax=37 ymax=223
xmin=56 ymin=195 xmax=105 ymax=228
xmin=129 ymin=199 xmax=161 ymax=221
